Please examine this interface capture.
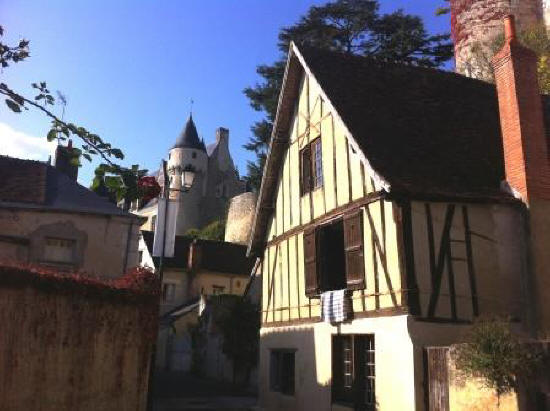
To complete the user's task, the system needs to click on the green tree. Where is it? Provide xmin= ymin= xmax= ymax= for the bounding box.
xmin=0 ymin=25 xmax=145 ymax=207
xmin=185 ymin=219 xmax=226 ymax=241
xmin=243 ymin=0 xmax=453 ymax=190
xmin=453 ymin=319 xmax=544 ymax=406
xmin=213 ymin=295 xmax=260 ymax=385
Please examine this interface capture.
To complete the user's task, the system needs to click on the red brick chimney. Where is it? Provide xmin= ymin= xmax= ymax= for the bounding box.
xmin=492 ymin=15 xmax=550 ymax=204
xmin=187 ymin=239 xmax=202 ymax=271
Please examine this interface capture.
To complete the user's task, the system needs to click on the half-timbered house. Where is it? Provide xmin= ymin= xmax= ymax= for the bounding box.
xmin=248 ymin=16 xmax=550 ymax=410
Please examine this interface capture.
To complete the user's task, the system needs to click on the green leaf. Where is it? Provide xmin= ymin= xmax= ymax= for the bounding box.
xmin=47 ymin=128 xmax=58 ymax=142
xmin=5 ymin=99 xmax=21 ymax=113
xmin=111 ymin=148 xmax=124 ymax=159
xmin=83 ymin=153 xmax=92 ymax=162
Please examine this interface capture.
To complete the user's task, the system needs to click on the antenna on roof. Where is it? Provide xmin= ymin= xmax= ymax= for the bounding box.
xmin=56 ymin=91 xmax=68 ymax=144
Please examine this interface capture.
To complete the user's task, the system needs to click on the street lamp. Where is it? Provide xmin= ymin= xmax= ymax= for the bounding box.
xmin=147 ymin=159 xmax=196 ymax=411
xmin=180 ymin=164 xmax=196 ymax=192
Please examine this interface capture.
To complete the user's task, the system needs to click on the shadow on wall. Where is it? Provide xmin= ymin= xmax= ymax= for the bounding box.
xmin=260 ymin=326 xmax=332 ymax=411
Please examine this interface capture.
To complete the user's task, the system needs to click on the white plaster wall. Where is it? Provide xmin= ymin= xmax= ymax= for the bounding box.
xmin=259 ymin=315 xmax=416 ymax=411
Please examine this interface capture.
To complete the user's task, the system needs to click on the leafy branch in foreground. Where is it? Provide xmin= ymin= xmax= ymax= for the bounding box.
xmin=0 ymin=24 xmax=147 ymax=207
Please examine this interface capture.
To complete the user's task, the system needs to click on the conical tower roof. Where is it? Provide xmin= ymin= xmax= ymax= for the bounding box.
xmin=173 ymin=114 xmax=206 ymax=151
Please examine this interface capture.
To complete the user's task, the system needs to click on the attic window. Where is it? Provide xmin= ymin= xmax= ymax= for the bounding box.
xmin=300 ymin=137 xmax=323 ymax=195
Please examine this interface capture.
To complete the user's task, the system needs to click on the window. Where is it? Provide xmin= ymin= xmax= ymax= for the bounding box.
xmin=43 ymin=237 xmax=75 ymax=264
xmin=162 ymin=283 xmax=176 ymax=303
xmin=300 ymin=138 xmax=323 ymax=195
xmin=192 ymin=151 xmax=197 ymax=159
xmin=212 ymin=285 xmax=225 ymax=295
xmin=151 ymin=215 xmax=157 ymax=233
xmin=304 ymin=210 xmax=365 ymax=297
xmin=270 ymin=349 xmax=295 ymax=395
xmin=332 ymin=335 xmax=375 ymax=409
xmin=138 ymin=251 xmax=143 ymax=264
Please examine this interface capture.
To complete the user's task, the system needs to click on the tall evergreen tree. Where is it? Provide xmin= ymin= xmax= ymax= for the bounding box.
xmin=243 ymin=0 xmax=453 ymax=190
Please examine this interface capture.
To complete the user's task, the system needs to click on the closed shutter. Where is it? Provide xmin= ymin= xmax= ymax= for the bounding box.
xmin=304 ymin=227 xmax=319 ymax=297
xmin=301 ymin=145 xmax=312 ymax=195
xmin=344 ymin=210 xmax=366 ymax=290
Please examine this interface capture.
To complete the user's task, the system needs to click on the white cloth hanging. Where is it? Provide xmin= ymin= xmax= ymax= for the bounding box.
xmin=321 ymin=289 xmax=352 ymax=323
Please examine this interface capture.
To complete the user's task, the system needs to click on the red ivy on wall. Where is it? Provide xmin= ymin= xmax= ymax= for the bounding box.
xmin=138 ymin=176 xmax=161 ymax=204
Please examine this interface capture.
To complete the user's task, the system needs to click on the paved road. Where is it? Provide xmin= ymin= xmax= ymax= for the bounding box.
xmin=152 ymin=371 xmax=258 ymax=411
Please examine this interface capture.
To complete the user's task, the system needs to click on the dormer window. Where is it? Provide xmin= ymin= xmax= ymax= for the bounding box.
xmin=300 ymin=137 xmax=323 ymax=195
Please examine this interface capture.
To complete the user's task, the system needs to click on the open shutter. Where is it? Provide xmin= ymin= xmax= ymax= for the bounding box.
xmin=304 ymin=227 xmax=319 ymax=297
xmin=344 ymin=209 xmax=366 ymax=290
xmin=301 ymin=145 xmax=312 ymax=195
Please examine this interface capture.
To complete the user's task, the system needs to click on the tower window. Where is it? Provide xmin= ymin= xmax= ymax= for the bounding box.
xmin=192 ymin=151 xmax=197 ymax=159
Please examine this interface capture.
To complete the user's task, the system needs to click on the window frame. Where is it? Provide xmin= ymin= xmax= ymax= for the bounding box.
xmin=300 ymin=137 xmax=323 ymax=196
xmin=162 ymin=282 xmax=177 ymax=303
xmin=332 ymin=334 xmax=375 ymax=409
xmin=42 ymin=237 xmax=76 ymax=265
xmin=270 ymin=348 xmax=296 ymax=396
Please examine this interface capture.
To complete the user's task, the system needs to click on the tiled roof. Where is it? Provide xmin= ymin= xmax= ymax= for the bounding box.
xmin=0 ymin=156 xmax=139 ymax=218
xmin=141 ymin=230 xmax=254 ymax=275
xmin=247 ymin=43 xmax=539 ymax=255
xmin=299 ymin=46 xmax=520 ymax=198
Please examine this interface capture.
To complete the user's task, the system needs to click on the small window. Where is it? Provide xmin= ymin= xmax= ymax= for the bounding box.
xmin=212 ymin=285 xmax=225 ymax=295
xmin=138 ymin=251 xmax=143 ymax=264
xmin=270 ymin=349 xmax=295 ymax=395
xmin=192 ymin=151 xmax=197 ymax=159
xmin=332 ymin=335 xmax=375 ymax=408
xmin=151 ymin=215 xmax=157 ymax=233
xmin=162 ymin=283 xmax=176 ymax=302
xmin=300 ymin=137 xmax=323 ymax=195
xmin=43 ymin=237 xmax=75 ymax=264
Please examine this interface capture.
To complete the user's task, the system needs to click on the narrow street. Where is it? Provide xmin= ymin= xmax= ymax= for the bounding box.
xmin=152 ymin=371 xmax=258 ymax=411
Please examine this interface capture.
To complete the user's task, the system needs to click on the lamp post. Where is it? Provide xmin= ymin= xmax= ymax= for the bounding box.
xmin=147 ymin=159 xmax=195 ymax=411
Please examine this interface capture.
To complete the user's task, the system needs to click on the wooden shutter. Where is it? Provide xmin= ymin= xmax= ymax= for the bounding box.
xmin=303 ymin=227 xmax=319 ymax=297
xmin=301 ymin=145 xmax=312 ymax=195
xmin=425 ymin=347 xmax=449 ymax=411
xmin=344 ymin=210 xmax=366 ymax=290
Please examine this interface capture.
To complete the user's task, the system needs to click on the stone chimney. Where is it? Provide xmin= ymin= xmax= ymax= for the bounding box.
xmin=215 ymin=127 xmax=229 ymax=144
xmin=187 ymin=239 xmax=202 ymax=271
xmin=492 ymin=15 xmax=550 ymax=204
xmin=53 ymin=140 xmax=79 ymax=182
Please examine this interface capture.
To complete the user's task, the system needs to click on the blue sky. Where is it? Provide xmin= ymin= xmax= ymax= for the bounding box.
xmin=1 ymin=0 xmax=450 ymax=185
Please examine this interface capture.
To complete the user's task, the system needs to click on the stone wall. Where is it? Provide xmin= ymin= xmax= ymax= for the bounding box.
xmin=0 ymin=264 xmax=157 ymax=411
xmin=224 ymin=192 xmax=257 ymax=245
xmin=451 ymin=0 xmax=544 ymax=77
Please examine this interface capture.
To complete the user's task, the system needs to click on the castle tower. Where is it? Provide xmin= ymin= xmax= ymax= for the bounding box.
xmin=450 ymin=0 xmax=547 ymax=77
xmin=167 ymin=114 xmax=208 ymax=235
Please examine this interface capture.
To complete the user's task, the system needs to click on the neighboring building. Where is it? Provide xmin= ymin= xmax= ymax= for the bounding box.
xmin=139 ymin=230 xmax=255 ymax=370
xmin=0 ymin=147 xmax=143 ymax=278
xmin=247 ymin=18 xmax=549 ymax=411
xmin=450 ymin=0 xmax=549 ymax=77
xmin=137 ymin=115 xmax=247 ymax=235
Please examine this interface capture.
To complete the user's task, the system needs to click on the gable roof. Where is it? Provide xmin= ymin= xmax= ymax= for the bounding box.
xmin=141 ymin=230 xmax=254 ymax=275
xmin=0 ymin=156 xmax=139 ymax=218
xmin=248 ymin=43 xmax=538 ymax=255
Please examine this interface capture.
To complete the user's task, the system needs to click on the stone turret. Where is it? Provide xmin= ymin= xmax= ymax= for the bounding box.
xmin=225 ymin=192 xmax=257 ymax=245
xmin=450 ymin=0 xmax=547 ymax=78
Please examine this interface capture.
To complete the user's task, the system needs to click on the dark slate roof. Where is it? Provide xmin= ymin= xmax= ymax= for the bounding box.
xmin=0 ymin=156 xmax=139 ymax=218
xmin=173 ymin=114 xmax=206 ymax=151
xmin=300 ymin=46 xmax=514 ymax=198
xmin=141 ymin=230 xmax=254 ymax=275
xmin=247 ymin=43 xmax=540 ymax=255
